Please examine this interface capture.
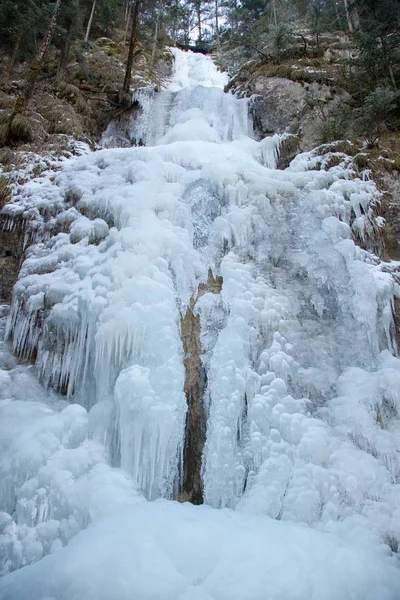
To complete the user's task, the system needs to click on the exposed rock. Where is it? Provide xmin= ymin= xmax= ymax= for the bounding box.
xmin=0 ymin=224 xmax=24 ymax=303
xmin=247 ymin=76 xmax=347 ymax=151
xmin=378 ymin=171 xmax=400 ymax=261
xmin=179 ymin=270 xmax=223 ymax=505
xmin=95 ymin=38 xmax=120 ymax=56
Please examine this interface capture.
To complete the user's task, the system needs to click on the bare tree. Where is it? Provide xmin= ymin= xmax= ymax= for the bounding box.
xmin=84 ymin=0 xmax=97 ymax=42
xmin=15 ymin=0 xmax=62 ymax=113
xmin=122 ymin=0 xmax=141 ymax=97
xmin=343 ymin=0 xmax=360 ymax=33
xmin=3 ymin=0 xmax=62 ymax=143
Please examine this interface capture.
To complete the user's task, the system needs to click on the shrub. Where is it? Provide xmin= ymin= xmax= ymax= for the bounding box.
xmin=353 ymin=87 xmax=400 ymax=148
xmin=9 ymin=112 xmax=33 ymax=141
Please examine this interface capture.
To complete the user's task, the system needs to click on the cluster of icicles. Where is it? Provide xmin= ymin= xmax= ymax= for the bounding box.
xmin=1 ymin=48 xmax=400 ymax=583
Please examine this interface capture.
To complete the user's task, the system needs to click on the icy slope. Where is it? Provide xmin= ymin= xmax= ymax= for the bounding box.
xmin=0 ymin=49 xmax=400 ymax=598
xmin=1 ymin=500 xmax=400 ymax=600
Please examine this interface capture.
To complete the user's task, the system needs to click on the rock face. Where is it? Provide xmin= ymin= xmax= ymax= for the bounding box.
xmin=246 ymin=76 xmax=347 ymax=151
xmin=226 ymin=53 xmax=351 ymax=153
xmin=180 ymin=270 xmax=223 ymax=505
xmin=250 ymin=77 xmax=308 ymax=135
xmin=380 ymin=171 xmax=400 ymax=261
xmin=0 ymin=225 xmax=23 ymax=303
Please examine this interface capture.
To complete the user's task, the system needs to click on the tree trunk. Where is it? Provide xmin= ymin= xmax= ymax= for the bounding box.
xmin=84 ymin=0 xmax=97 ymax=43
xmin=58 ymin=9 xmax=80 ymax=79
xmin=124 ymin=0 xmax=130 ymax=22
xmin=7 ymin=29 xmax=23 ymax=81
xmin=122 ymin=0 xmax=141 ymax=97
xmin=58 ymin=33 xmax=72 ymax=78
xmin=343 ymin=0 xmax=353 ymax=32
xmin=17 ymin=0 xmax=62 ymax=113
xmin=215 ymin=0 xmax=220 ymax=47
xmin=272 ymin=0 xmax=278 ymax=27
xmin=5 ymin=0 xmax=62 ymax=143
xmin=343 ymin=0 xmax=360 ymax=33
xmin=197 ymin=5 xmax=202 ymax=42
xmin=150 ymin=0 xmax=161 ymax=71
xmin=172 ymin=0 xmax=179 ymax=41
xmin=125 ymin=1 xmax=133 ymax=39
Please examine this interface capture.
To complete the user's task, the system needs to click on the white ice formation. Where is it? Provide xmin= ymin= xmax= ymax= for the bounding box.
xmin=0 ymin=48 xmax=400 ymax=599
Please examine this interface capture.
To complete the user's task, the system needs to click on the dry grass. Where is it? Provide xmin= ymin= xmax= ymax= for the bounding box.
xmin=9 ymin=112 xmax=33 ymax=141
xmin=0 ymin=122 xmax=8 ymax=145
xmin=244 ymin=55 xmax=341 ymax=88
xmin=318 ymin=140 xmax=355 ymax=156
xmin=0 ymin=109 xmax=33 ymax=143
xmin=36 ymin=92 xmax=85 ymax=138
xmin=0 ymin=147 xmax=15 ymax=167
xmin=347 ymin=133 xmax=400 ymax=177
xmin=0 ymin=176 xmax=11 ymax=209
xmin=95 ymin=37 xmax=120 ymax=57
xmin=56 ymin=82 xmax=89 ymax=115
xmin=0 ymin=91 xmax=15 ymax=110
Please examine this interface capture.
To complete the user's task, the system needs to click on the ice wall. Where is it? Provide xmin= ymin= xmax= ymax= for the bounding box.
xmin=1 ymin=49 xmax=400 ymax=593
xmin=102 ymin=47 xmax=250 ymax=148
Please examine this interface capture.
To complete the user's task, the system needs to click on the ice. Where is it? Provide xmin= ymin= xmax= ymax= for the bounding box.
xmin=102 ymin=49 xmax=248 ymax=148
xmin=1 ymin=48 xmax=400 ymax=596
xmin=168 ymin=47 xmax=229 ymax=90
xmin=0 ymin=328 xmax=141 ymax=576
xmin=115 ymin=363 xmax=186 ymax=499
xmin=1 ymin=500 xmax=400 ymax=600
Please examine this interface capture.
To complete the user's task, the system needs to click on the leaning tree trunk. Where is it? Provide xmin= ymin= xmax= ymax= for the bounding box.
xmin=121 ymin=0 xmax=141 ymax=98
xmin=12 ymin=0 xmax=62 ymax=116
xmin=84 ymin=0 xmax=97 ymax=43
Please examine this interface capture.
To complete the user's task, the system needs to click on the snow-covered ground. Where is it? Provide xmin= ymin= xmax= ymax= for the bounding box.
xmin=0 ymin=49 xmax=400 ymax=599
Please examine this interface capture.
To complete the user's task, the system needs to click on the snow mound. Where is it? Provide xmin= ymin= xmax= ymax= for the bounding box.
xmin=1 ymin=500 xmax=399 ymax=600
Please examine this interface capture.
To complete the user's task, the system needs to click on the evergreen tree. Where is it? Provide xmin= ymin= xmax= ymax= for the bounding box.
xmin=353 ymin=0 xmax=400 ymax=90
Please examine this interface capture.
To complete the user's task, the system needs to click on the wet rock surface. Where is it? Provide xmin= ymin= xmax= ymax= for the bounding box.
xmin=0 ymin=225 xmax=24 ymax=303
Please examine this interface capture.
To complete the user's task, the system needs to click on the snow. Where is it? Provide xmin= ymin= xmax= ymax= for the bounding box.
xmin=1 ymin=500 xmax=400 ymax=600
xmin=0 ymin=49 xmax=400 ymax=598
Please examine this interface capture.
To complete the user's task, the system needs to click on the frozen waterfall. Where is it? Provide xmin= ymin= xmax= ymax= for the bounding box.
xmin=0 ymin=48 xmax=400 ymax=600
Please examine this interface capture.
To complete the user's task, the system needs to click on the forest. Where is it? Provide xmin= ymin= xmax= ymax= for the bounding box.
xmin=0 ymin=0 xmax=399 ymax=149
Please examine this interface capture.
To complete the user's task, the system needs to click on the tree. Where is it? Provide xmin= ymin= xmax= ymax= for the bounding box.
xmin=17 ymin=1 xmax=62 ymax=110
xmin=150 ymin=0 xmax=162 ymax=69
xmin=0 ymin=0 xmax=57 ymax=77
xmin=2 ymin=0 xmax=62 ymax=144
xmin=121 ymin=0 xmax=141 ymax=97
xmin=56 ymin=0 xmax=81 ymax=77
xmin=343 ymin=0 xmax=360 ymax=33
xmin=353 ymin=0 xmax=400 ymax=90
xmin=215 ymin=0 xmax=221 ymax=46
xmin=84 ymin=0 xmax=97 ymax=42
xmin=353 ymin=87 xmax=400 ymax=146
